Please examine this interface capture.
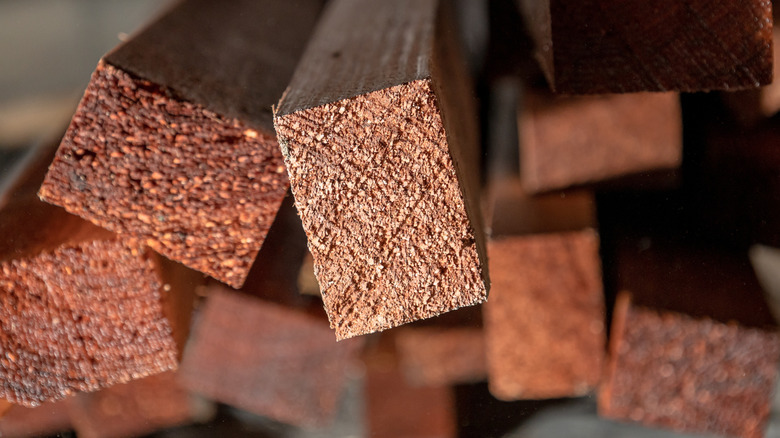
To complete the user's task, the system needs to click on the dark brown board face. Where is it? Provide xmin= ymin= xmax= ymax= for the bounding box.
xmin=518 ymin=0 xmax=773 ymax=93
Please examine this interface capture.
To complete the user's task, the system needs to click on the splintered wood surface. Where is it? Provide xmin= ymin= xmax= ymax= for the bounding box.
xmin=274 ymin=0 xmax=488 ymax=340
xmin=0 ymin=138 xmax=195 ymax=407
xmin=519 ymin=90 xmax=682 ymax=194
xmin=517 ymin=0 xmax=773 ymax=93
xmin=39 ymin=0 xmax=324 ymax=288
xmin=599 ymin=293 xmax=780 ymax=438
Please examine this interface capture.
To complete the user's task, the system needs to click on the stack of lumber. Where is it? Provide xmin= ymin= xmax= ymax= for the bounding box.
xmin=1 ymin=0 xmax=779 ymax=437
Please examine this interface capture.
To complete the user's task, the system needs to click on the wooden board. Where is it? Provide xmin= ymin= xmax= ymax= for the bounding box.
xmin=274 ymin=0 xmax=488 ymax=340
xmin=0 ymin=138 xmax=196 ymax=407
xmin=178 ymin=286 xmax=362 ymax=428
xmin=395 ymin=326 xmax=486 ymax=386
xmin=519 ymin=90 xmax=682 ymax=194
xmin=69 ymin=371 xmax=211 ymax=438
xmin=614 ymin=233 xmax=777 ymax=330
xmin=599 ymin=293 xmax=780 ymax=438
xmin=38 ymin=0 xmax=323 ymax=288
xmin=517 ymin=0 xmax=774 ymax=93
xmin=721 ymin=25 xmax=780 ymax=127
xmin=485 ymin=225 xmax=604 ymax=400
xmin=481 ymin=77 xmax=605 ymax=400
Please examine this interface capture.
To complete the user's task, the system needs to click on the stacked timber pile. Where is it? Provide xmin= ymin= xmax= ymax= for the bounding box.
xmin=1 ymin=0 xmax=779 ymax=437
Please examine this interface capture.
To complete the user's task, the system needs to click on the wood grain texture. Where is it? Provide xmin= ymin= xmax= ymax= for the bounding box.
xmin=518 ymin=0 xmax=774 ymax=93
xmin=39 ymin=0 xmax=323 ymax=288
xmin=485 ymin=228 xmax=604 ymax=400
xmin=519 ymin=90 xmax=682 ymax=194
xmin=0 ymin=139 xmax=194 ymax=407
xmin=274 ymin=0 xmax=488 ymax=340
xmin=600 ymin=293 xmax=780 ymax=438
xmin=481 ymin=78 xmax=605 ymax=400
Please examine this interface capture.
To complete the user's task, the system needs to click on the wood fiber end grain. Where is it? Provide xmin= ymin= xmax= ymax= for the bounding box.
xmin=0 ymin=238 xmax=180 ymax=407
xmin=0 ymin=137 xmax=191 ymax=407
xmin=39 ymin=61 xmax=287 ymax=288
xmin=485 ymin=230 xmax=604 ymax=400
xmin=274 ymin=0 xmax=488 ymax=340
xmin=276 ymin=79 xmax=486 ymax=340
xmin=38 ymin=0 xmax=324 ymax=288
xmin=600 ymin=293 xmax=780 ymax=438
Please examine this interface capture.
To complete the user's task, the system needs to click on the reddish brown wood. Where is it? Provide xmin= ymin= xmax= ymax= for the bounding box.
xmin=483 ymin=178 xmax=604 ymax=400
xmin=69 ymin=371 xmax=210 ymax=438
xmin=696 ymin=115 xmax=780 ymax=248
xmin=519 ymin=90 xmax=682 ymax=194
xmin=38 ymin=0 xmax=323 ymax=288
xmin=0 ymin=399 xmax=72 ymax=437
xmin=0 ymin=139 xmax=196 ymax=407
xmin=364 ymin=335 xmax=456 ymax=438
xmin=179 ymin=286 xmax=362 ymax=428
xmin=599 ymin=293 xmax=780 ymax=438
xmin=518 ymin=0 xmax=773 ymax=93
xmin=274 ymin=0 xmax=488 ymax=340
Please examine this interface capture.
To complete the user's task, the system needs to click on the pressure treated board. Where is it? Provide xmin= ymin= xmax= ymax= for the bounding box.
xmin=39 ymin=0 xmax=323 ymax=288
xmin=600 ymin=293 xmax=780 ymax=438
xmin=69 ymin=371 xmax=210 ymax=438
xmin=0 ymin=139 xmax=196 ymax=407
xmin=274 ymin=0 xmax=488 ymax=340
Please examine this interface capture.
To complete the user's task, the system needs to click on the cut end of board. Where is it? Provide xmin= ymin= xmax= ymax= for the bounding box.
xmin=39 ymin=60 xmax=289 ymax=288
xmin=0 ymin=238 xmax=179 ymax=407
xmin=599 ymin=292 xmax=780 ymax=438
xmin=275 ymin=78 xmax=488 ymax=340
xmin=484 ymin=229 xmax=604 ymax=400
